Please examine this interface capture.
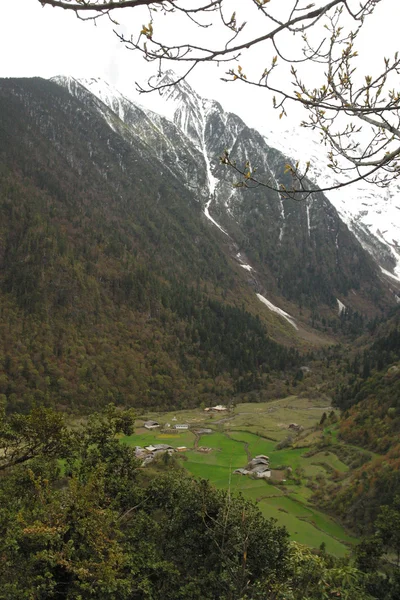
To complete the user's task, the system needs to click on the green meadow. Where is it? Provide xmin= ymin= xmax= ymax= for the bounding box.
xmin=121 ymin=397 xmax=356 ymax=557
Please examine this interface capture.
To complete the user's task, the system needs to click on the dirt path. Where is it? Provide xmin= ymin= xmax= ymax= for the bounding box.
xmin=211 ymin=416 xmax=233 ymax=425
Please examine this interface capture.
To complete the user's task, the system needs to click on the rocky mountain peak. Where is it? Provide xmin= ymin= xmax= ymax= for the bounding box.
xmin=48 ymin=73 xmax=398 ymax=320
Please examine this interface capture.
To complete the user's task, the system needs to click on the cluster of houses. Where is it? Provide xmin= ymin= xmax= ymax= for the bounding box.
xmin=142 ymin=406 xmax=228 ymax=433
xmin=135 ymin=443 xmax=187 ymax=466
xmin=138 ymin=419 xmax=192 ymax=466
xmin=234 ymin=455 xmax=271 ymax=479
xmin=143 ymin=420 xmax=189 ymax=431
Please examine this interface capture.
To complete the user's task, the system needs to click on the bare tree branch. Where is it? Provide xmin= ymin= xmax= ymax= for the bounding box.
xmin=40 ymin=0 xmax=222 ymax=13
xmin=37 ymin=0 xmax=400 ymax=195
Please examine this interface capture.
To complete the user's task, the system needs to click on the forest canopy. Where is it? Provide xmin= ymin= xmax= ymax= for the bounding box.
xmin=0 ymin=404 xmax=377 ymax=599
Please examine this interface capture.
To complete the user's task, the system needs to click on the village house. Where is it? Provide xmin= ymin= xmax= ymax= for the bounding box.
xmin=254 ymin=454 xmax=270 ymax=461
xmin=288 ymin=423 xmax=303 ymax=432
xmin=147 ymin=444 xmax=174 ymax=452
xmin=234 ymin=454 xmax=271 ymax=479
xmin=248 ymin=457 xmax=270 ymax=468
xmin=134 ymin=446 xmax=149 ymax=460
xmin=204 ymin=405 xmax=227 ymax=413
xmin=144 ymin=420 xmax=160 ymax=430
xmin=135 ymin=444 xmax=175 ymax=466
xmin=174 ymin=423 xmax=189 ymax=430
xmin=251 ymin=465 xmax=271 ymax=479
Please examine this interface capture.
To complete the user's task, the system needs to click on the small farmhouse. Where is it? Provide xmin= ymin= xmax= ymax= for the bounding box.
xmin=205 ymin=404 xmax=228 ymax=412
xmin=234 ymin=454 xmax=271 ymax=479
xmin=174 ymin=424 xmax=189 ymax=430
xmin=150 ymin=444 xmax=174 ymax=452
xmin=135 ymin=444 xmax=175 ymax=466
xmin=288 ymin=423 xmax=303 ymax=432
xmin=144 ymin=420 xmax=160 ymax=430
xmin=248 ymin=457 xmax=269 ymax=468
xmin=251 ymin=465 xmax=271 ymax=479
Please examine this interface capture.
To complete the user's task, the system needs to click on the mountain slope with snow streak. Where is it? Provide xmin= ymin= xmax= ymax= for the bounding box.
xmin=52 ymin=72 xmax=397 ymax=323
xmin=257 ymin=294 xmax=298 ymax=330
xmin=55 ymin=73 xmax=399 ymax=281
xmin=263 ymin=127 xmax=400 ymax=281
xmin=146 ymin=73 xmax=399 ymax=313
xmin=51 ymin=75 xmax=210 ymax=203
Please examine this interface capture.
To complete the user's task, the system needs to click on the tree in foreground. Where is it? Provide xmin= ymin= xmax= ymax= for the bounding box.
xmin=0 ymin=404 xmax=374 ymax=599
xmin=38 ymin=0 xmax=400 ymax=197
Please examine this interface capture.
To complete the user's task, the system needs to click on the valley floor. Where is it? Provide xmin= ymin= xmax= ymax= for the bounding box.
xmin=121 ymin=396 xmax=359 ymax=557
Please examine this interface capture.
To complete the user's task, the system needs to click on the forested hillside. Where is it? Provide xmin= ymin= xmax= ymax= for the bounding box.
xmin=0 ymin=78 xmax=300 ymax=414
xmin=56 ymin=73 xmax=395 ymax=317
xmin=307 ymin=314 xmax=400 ymax=534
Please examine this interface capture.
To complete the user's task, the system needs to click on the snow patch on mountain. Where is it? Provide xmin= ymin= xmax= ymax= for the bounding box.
xmin=200 ymin=101 xmax=218 ymax=196
xmin=236 ymin=252 xmax=254 ymax=272
xmin=74 ymin=76 xmax=128 ymax=121
xmin=381 ymin=267 xmax=400 ymax=283
xmin=204 ymin=198 xmax=228 ymax=234
xmin=306 ymin=200 xmax=311 ymax=238
xmin=337 ymin=299 xmax=346 ymax=315
xmin=149 ymin=71 xmax=228 ymax=234
xmin=256 ymin=293 xmax=298 ymax=330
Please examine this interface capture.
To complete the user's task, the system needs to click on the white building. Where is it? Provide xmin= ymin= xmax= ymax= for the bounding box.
xmin=144 ymin=420 xmax=160 ymax=430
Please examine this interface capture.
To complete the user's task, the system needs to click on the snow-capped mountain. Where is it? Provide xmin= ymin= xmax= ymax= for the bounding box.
xmin=64 ymin=74 xmax=232 ymax=234
xmin=143 ymin=71 xmax=400 ymax=284
xmin=51 ymin=72 xmax=397 ymax=326
xmin=263 ymin=127 xmax=400 ymax=282
xmin=144 ymin=72 xmax=398 ymax=299
xmin=51 ymin=75 xmax=210 ymax=201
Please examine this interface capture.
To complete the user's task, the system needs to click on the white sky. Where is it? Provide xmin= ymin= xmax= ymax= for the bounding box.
xmin=1 ymin=0 xmax=400 ymax=134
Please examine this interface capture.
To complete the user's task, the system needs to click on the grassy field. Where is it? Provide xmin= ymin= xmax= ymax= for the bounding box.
xmin=122 ymin=396 xmax=356 ymax=557
xmin=227 ymin=397 xmax=335 ymax=441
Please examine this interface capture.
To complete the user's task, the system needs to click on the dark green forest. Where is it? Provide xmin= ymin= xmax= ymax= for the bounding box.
xmin=0 ymin=79 xmax=300 ymax=415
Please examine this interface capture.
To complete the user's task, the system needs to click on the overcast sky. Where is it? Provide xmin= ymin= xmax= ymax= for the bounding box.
xmin=1 ymin=0 xmax=399 ymax=135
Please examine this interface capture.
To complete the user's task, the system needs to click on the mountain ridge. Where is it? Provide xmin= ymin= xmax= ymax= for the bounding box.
xmin=141 ymin=69 xmax=400 ymax=283
xmin=52 ymin=74 xmax=397 ymax=323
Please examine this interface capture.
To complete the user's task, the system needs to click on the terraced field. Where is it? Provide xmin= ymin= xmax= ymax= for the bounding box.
xmin=121 ymin=397 xmax=356 ymax=557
